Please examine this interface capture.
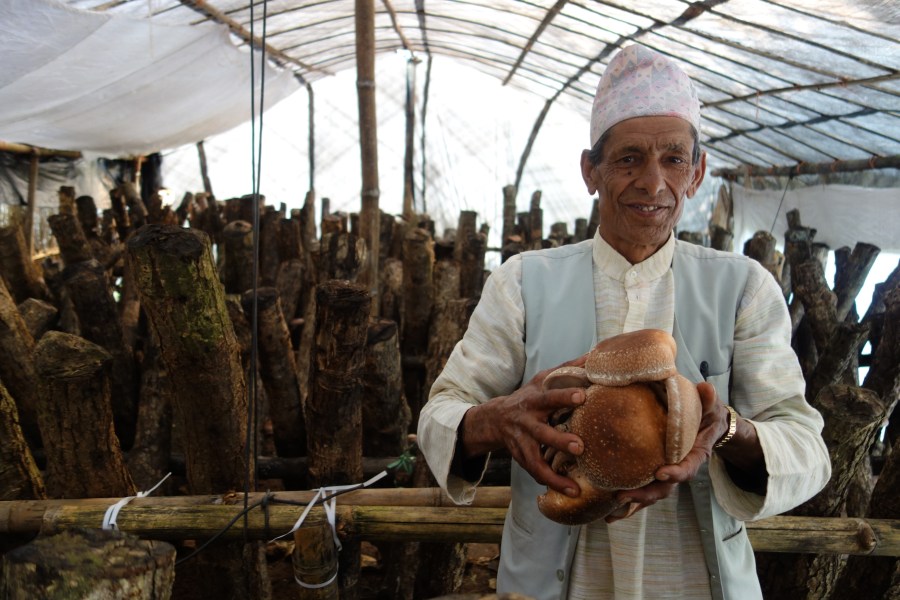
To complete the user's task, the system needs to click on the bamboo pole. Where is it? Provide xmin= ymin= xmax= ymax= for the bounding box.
xmin=713 ymin=154 xmax=900 ymax=179
xmin=24 ymin=154 xmax=38 ymax=256
xmin=2 ymin=493 xmax=899 ymax=556
xmin=356 ymin=0 xmax=380 ymax=298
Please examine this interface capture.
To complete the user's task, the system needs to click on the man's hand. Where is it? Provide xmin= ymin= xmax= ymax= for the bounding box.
xmin=606 ymin=381 xmax=731 ymax=523
xmin=458 ymin=357 xmax=588 ymax=498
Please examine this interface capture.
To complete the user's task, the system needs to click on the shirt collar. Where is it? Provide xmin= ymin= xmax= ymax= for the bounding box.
xmin=592 ymin=229 xmax=675 ymax=283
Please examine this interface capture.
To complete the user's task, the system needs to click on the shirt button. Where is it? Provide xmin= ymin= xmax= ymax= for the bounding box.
xmin=556 ymin=569 xmax=565 ymax=581
xmin=711 ymin=575 xmax=719 ymax=582
xmin=628 ymin=271 xmax=637 ymax=278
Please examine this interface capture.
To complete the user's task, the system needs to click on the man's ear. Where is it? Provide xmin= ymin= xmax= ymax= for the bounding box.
xmin=580 ymin=150 xmax=598 ymax=195
xmin=686 ymin=151 xmax=707 ymax=198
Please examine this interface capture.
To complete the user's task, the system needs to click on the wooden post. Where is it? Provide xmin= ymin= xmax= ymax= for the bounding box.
xmin=402 ymin=57 xmax=418 ymax=219
xmin=307 ymin=280 xmax=372 ymax=599
xmin=1 ymin=529 xmax=175 ymax=600
xmin=834 ymin=242 xmax=880 ymax=323
xmin=197 ymin=140 xmax=214 ymax=197
xmin=260 ymin=206 xmax=281 ymax=287
xmin=16 ymin=298 xmax=57 ymax=340
xmin=24 ymin=153 xmax=38 ymax=256
xmin=529 ymin=190 xmax=543 ymax=249
xmin=33 ymin=331 xmax=135 ymax=498
xmin=242 ymin=287 xmax=305 ymax=458
xmin=455 ymin=210 xmax=486 ymax=299
xmin=501 ymin=184 xmax=517 ymax=246
xmin=48 ymin=213 xmax=92 ymax=265
xmin=356 ymin=0 xmax=381 ymax=299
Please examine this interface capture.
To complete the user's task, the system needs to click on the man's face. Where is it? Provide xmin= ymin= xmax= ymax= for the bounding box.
xmin=581 ymin=116 xmax=706 ymax=264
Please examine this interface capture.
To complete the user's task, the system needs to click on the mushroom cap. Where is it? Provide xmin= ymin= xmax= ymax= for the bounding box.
xmin=537 ymin=329 xmax=701 ymax=525
xmin=584 ymin=328 xmax=678 ymax=386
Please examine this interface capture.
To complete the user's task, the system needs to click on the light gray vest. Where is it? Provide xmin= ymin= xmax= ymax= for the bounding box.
xmin=497 ymin=239 xmax=761 ymax=600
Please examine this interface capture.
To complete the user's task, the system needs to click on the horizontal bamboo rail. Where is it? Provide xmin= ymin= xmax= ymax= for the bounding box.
xmin=2 ymin=488 xmax=898 ymax=556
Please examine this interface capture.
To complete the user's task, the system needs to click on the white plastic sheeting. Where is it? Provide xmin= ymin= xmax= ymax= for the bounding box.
xmin=732 ymin=183 xmax=900 ymax=254
xmin=0 ymin=0 xmax=300 ymax=156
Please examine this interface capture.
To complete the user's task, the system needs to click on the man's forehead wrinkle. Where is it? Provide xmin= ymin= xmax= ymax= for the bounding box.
xmin=608 ymin=138 xmax=689 ymax=155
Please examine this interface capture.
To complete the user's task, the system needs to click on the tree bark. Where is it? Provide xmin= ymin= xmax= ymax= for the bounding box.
xmin=127 ymin=225 xmax=250 ymax=493
xmin=63 ymin=258 xmax=137 ymax=449
xmin=0 ymin=378 xmax=45 ymax=501
xmin=834 ymin=242 xmax=880 ymax=323
xmin=0 ymin=277 xmax=41 ymax=445
xmin=307 ymin=279 xmax=372 ymax=599
xmin=1 ymin=529 xmax=175 ymax=600
xmin=362 ymin=319 xmax=410 ymax=457
xmin=33 ymin=331 xmax=135 ymax=498
xmin=126 ymin=224 xmax=269 ymax=600
xmin=401 ymin=228 xmax=434 ymax=423
xmin=16 ymin=297 xmax=57 ymax=340
xmin=242 ymin=287 xmax=306 ymax=458
xmin=0 ymin=223 xmax=51 ymax=303
xmin=127 ymin=337 xmax=174 ymax=495
xmin=47 ymin=212 xmax=93 ymax=265
xmin=758 ymin=384 xmax=887 ymax=600
xmin=222 ymin=220 xmax=256 ymax=295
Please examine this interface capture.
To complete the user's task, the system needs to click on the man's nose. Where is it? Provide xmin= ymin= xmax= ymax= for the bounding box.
xmin=634 ymin=161 xmax=666 ymax=196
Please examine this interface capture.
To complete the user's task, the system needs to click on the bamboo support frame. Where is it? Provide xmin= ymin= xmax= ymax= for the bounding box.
xmin=1 ymin=489 xmax=899 ymax=556
xmin=713 ymin=154 xmax=900 ymax=179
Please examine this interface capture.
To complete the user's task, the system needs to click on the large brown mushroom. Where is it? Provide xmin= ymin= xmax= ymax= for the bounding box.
xmin=538 ymin=329 xmax=702 ymax=525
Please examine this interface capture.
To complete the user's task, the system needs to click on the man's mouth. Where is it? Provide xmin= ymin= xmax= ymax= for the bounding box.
xmin=629 ymin=204 xmax=667 ymax=213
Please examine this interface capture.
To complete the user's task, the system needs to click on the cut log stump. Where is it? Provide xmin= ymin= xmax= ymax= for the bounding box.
xmin=0 ymin=528 xmax=175 ymax=600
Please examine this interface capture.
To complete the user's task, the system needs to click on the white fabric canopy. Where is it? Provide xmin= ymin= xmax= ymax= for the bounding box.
xmin=732 ymin=184 xmax=900 ymax=254
xmin=0 ymin=0 xmax=299 ymax=156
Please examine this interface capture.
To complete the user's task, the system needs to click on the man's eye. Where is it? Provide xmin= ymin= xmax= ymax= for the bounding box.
xmin=619 ymin=156 xmax=635 ymax=164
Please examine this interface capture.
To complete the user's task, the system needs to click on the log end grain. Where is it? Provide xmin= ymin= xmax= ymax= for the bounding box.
xmin=34 ymin=330 xmax=111 ymax=379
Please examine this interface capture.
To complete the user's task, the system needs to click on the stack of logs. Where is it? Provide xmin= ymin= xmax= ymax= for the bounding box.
xmin=1 ymin=179 xmax=898 ymax=600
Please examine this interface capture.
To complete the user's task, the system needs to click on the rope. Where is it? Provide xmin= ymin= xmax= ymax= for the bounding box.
xmin=102 ymin=473 xmax=172 ymax=531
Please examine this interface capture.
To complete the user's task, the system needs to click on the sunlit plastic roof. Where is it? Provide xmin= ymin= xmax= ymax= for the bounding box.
xmin=63 ymin=0 xmax=899 ymax=174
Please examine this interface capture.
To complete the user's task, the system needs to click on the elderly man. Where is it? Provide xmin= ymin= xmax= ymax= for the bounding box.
xmin=417 ymin=45 xmax=831 ymax=599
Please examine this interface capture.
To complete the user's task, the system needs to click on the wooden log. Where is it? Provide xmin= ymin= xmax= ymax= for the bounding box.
xmin=362 ymin=319 xmax=410 ymax=457
xmin=47 ymin=212 xmax=92 ymax=264
xmin=109 ymin=185 xmax=133 ymax=241
xmin=417 ymin=291 xmax=476 ymax=598
xmin=401 ymin=228 xmax=434 ymax=423
xmin=17 ymin=297 xmax=57 ymax=340
xmin=793 ymin=260 xmax=838 ymax=355
xmin=316 ymin=230 xmax=367 ymax=282
xmin=308 ymin=279 xmax=371 ymax=599
xmin=126 ymin=224 xmax=267 ymax=600
xmin=63 ymin=258 xmax=138 ymax=448
xmin=379 ymin=257 xmax=403 ymax=324
xmin=33 ymin=331 xmax=135 ymax=498
xmin=222 ymin=220 xmax=256 ymax=295
xmin=866 ymin=286 xmax=900 ymax=446
xmin=548 ymin=222 xmax=568 ymax=246
xmin=501 ymin=184 xmax=517 ymax=246
xmin=0 ymin=223 xmax=51 ymax=303
xmin=743 ymin=230 xmax=784 ymax=288
xmin=3 ymin=497 xmax=900 ymax=556
xmin=834 ymin=242 xmax=880 ymax=323
xmin=832 ymin=433 xmax=900 ymax=599
xmin=275 ymin=257 xmax=304 ymax=323
xmin=573 ymin=217 xmax=588 ymax=243
xmin=259 ymin=206 xmax=281 ymax=286
xmin=0 ymin=529 xmax=175 ymax=600
xmin=709 ymin=224 xmax=733 ymax=252
xmin=118 ymin=181 xmax=149 ymax=231
xmin=677 ymin=230 xmax=705 ymax=246
xmin=57 ymin=185 xmax=76 ymax=215
xmin=127 ymin=337 xmax=174 ymax=496
xmin=455 ymin=212 xmax=487 ymax=300
xmin=0 ymin=378 xmax=45 ymax=501
xmin=242 ymin=287 xmax=306 ymax=458
xmin=127 ymin=225 xmax=250 ymax=493
xmin=757 ymin=384 xmax=888 ymax=599
xmin=0 ymin=277 xmax=41 ymax=445
xmin=805 ymin=322 xmax=870 ymax=403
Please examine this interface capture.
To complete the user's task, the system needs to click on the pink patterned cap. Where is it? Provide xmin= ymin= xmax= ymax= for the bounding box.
xmin=590 ymin=45 xmax=701 ymax=146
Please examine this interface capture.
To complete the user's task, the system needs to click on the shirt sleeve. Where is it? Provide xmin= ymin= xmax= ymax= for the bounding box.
xmin=709 ymin=261 xmax=832 ymax=521
xmin=416 ymin=255 xmax=528 ymax=504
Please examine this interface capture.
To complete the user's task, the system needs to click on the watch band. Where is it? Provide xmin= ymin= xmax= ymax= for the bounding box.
xmin=713 ymin=405 xmax=738 ymax=450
